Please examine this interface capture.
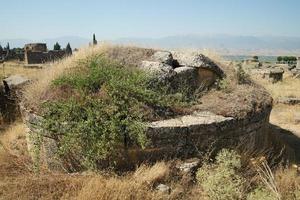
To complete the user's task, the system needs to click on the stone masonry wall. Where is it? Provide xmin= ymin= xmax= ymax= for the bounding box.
xmin=21 ymin=100 xmax=277 ymax=171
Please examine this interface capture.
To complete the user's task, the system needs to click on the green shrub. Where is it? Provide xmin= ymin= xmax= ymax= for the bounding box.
xmin=247 ymin=187 xmax=276 ymax=200
xmin=196 ymin=149 xmax=245 ymax=200
xmin=216 ymin=78 xmax=232 ymax=93
xmin=236 ymin=64 xmax=249 ymax=84
xmin=41 ymin=56 xmax=190 ymax=170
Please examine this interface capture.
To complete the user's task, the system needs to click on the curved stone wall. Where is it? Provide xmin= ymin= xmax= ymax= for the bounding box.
xmin=20 ymin=97 xmax=280 ymax=171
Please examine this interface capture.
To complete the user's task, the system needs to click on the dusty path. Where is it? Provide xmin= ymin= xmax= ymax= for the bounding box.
xmin=270 ymin=104 xmax=300 ymax=137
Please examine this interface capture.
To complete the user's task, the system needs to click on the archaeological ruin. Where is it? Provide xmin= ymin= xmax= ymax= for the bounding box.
xmin=24 ymin=43 xmax=67 ymax=64
xmin=18 ymin=46 xmax=293 ymax=172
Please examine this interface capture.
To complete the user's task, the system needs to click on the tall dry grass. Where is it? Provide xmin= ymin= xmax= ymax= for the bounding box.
xmin=76 ymin=162 xmax=169 ymax=200
xmin=252 ymin=74 xmax=300 ymax=100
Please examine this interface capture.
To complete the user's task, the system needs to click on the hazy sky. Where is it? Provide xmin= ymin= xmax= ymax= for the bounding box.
xmin=1 ymin=0 xmax=300 ymax=39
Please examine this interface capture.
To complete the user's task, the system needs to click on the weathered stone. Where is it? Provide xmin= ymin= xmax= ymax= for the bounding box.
xmin=24 ymin=43 xmax=66 ymax=64
xmin=262 ymin=68 xmax=284 ymax=83
xmin=278 ymin=97 xmax=300 ymax=105
xmin=288 ymin=65 xmax=296 ymax=71
xmin=172 ymin=52 xmax=224 ymax=78
xmin=173 ymin=66 xmax=199 ymax=92
xmin=140 ymin=61 xmax=174 ymax=75
xmin=3 ymin=75 xmax=30 ymax=90
xmin=152 ymin=51 xmax=173 ymax=65
xmin=149 ymin=111 xmax=234 ymax=129
xmin=176 ymin=159 xmax=200 ymax=173
xmin=291 ymin=68 xmax=300 ymax=78
xmin=156 ymin=184 xmax=171 ymax=194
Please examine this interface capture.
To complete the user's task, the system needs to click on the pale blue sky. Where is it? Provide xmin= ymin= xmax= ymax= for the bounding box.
xmin=1 ymin=0 xmax=300 ymax=39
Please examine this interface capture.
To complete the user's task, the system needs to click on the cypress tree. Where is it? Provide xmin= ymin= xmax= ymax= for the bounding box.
xmin=54 ymin=42 xmax=61 ymax=50
xmin=93 ymin=34 xmax=97 ymax=45
xmin=6 ymin=42 xmax=10 ymax=51
xmin=65 ymin=43 xmax=72 ymax=56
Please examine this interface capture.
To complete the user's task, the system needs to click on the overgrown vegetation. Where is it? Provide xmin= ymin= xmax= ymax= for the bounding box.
xmin=40 ymin=56 xmax=192 ymax=170
xmin=196 ymin=149 xmax=245 ymax=200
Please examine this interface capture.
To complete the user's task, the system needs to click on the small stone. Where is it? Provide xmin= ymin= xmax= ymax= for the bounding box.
xmin=156 ymin=184 xmax=171 ymax=194
xmin=177 ymin=159 xmax=200 ymax=173
xmin=278 ymin=97 xmax=300 ymax=105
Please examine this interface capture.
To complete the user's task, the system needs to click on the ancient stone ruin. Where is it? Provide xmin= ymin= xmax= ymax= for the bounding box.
xmin=20 ymin=48 xmax=280 ymax=171
xmin=262 ymin=68 xmax=284 ymax=83
xmin=0 ymin=75 xmax=30 ymax=122
xmin=24 ymin=43 xmax=67 ymax=64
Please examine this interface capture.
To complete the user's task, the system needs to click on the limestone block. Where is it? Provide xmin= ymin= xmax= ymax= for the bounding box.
xmin=152 ymin=51 xmax=173 ymax=65
xmin=172 ymin=52 xmax=224 ymax=78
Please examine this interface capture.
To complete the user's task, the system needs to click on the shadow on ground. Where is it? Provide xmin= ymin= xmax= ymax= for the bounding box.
xmin=269 ymin=123 xmax=300 ymax=162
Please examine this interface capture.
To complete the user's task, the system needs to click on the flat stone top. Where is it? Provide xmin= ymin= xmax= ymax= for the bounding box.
xmin=3 ymin=75 xmax=30 ymax=88
xmin=150 ymin=111 xmax=233 ymax=128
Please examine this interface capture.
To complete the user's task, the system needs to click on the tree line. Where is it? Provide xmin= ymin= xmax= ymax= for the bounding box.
xmin=277 ymin=56 xmax=297 ymax=62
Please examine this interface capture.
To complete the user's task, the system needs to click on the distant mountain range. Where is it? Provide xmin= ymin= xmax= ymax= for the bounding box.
xmin=1 ymin=35 xmax=300 ymax=56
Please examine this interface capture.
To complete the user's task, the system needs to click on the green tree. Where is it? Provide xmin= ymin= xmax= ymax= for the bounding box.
xmin=0 ymin=45 xmax=3 ymax=54
xmin=6 ymin=42 xmax=10 ymax=51
xmin=65 ymin=43 xmax=72 ymax=56
xmin=53 ymin=42 xmax=61 ymax=51
xmin=283 ymin=56 xmax=289 ymax=62
xmin=277 ymin=56 xmax=283 ymax=62
xmin=253 ymin=56 xmax=258 ymax=60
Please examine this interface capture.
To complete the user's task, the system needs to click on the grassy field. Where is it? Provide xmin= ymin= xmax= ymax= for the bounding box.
xmin=0 ymin=61 xmax=43 ymax=80
xmin=251 ymin=72 xmax=300 ymax=136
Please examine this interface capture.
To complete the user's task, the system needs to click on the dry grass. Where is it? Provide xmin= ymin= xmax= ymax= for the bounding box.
xmin=23 ymin=44 xmax=155 ymax=111
xmin=0 ymin=122 xmax=28 ymax=157
xmin=252 ymin=73 xmax=300 ymax=100
xmin=0 ymin=62 xmax=42 ymax=80
xmin=76 ymin=162 xmax=170 ymax=200
xmin=270 ymin=104 xmax=300 ymax=137
xmin=194 ymin=84 xmax=272 ymax=118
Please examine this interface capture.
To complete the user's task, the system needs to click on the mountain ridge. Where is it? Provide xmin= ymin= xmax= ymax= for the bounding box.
xmin=1 ymin=35 xmax=300 ymax=55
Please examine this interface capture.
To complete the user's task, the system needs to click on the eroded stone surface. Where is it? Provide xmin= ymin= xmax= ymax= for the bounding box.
xmin=278 ymin=97 xmax=300 ymax=105
xmin=152 ymin=51 xmax=173 ymax=65
xmin=156 ymin=184 xmax=171 ymax=194
xmin=176 ymin=159 xmax=200 ymax=173
xmin=172 ymin=52 xmax=224 ymax=77
xmin=140 ymin=61 xmax=174 ymax=75
xmin=150 ymin=111 xmax=233 ymax=128
xmin=3 ymin=75 xmax=30 ymax=89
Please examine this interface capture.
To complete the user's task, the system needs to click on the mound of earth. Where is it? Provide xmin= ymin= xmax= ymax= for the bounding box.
xmin=21 ymin=45 xmax=274 ymax=171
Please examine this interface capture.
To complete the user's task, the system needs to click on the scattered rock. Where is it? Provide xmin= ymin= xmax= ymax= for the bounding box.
xmin=262 ymin=68 xmax=284 ymax=83
xmin=291 ymin=68 xmax=300 ymax=78
xmin=152 ymin=51 xmax=173 ymax=65
xmin=288 ymin=65 xmax=296 ymax=71
xmin=176 ymin=159 xmax=200 ymax=173
xmin=156 ymin=184 xmax=171 ymax=194
xmin=172 ymin=52 xmax=224 ymax=78
xmin=278 ymin=97 xmax=300 ymax=105
xmin=3 ymin=75 xmax=30 ymax=91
